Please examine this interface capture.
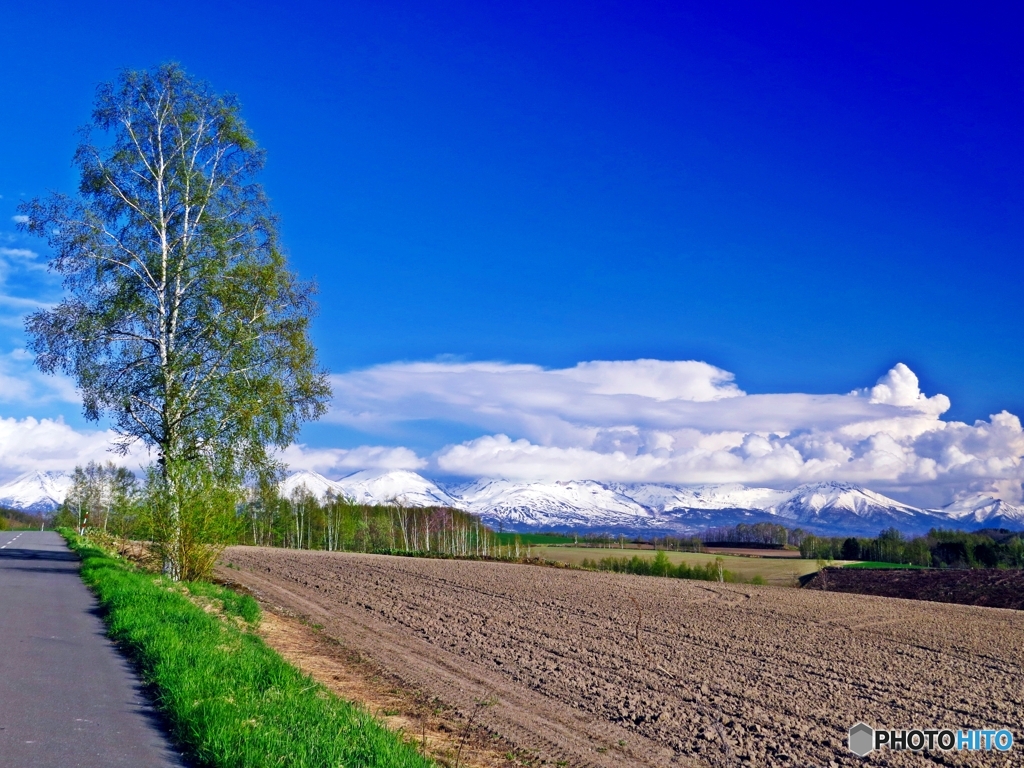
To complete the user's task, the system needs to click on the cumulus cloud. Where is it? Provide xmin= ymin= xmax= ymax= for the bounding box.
xmin=277 ymin=443 xmax=426 ymax=475
xmin=0 ymin=416 xmax=141 ymax=483
xmin=0 ymin=414 xmax=424 ymax=484
xmin=10 ymin=216 xmax=29 ymax=224
xmin=328 ymin=360 xmax=1024 ymax=505
xmin=2 ymin=357 xmax=1020 ymax=507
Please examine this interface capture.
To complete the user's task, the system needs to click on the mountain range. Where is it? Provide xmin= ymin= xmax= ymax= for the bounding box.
xmin=0 ymin=471 xmax=73 ymax=514
xmin=279 ymin=469 xmax=1024 ymax=537
xmin=4 ymin=468 xmax=1023 ymax=537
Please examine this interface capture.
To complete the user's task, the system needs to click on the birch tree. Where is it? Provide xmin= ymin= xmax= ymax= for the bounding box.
xmin=19 ymin=64 xmax=330 ymax=577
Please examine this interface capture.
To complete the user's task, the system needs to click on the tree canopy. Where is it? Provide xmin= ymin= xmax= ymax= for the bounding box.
xmin=19 ymin=63 xmax=330 ymax=482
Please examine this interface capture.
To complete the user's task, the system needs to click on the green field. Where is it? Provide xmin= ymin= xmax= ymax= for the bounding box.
xmin=493 ymin=532 xmax=579 ymax=545
xmin=534 ymin=545 xmax=852 ymax=586
xmin=843 ymin=561 xmax=927 ymax=570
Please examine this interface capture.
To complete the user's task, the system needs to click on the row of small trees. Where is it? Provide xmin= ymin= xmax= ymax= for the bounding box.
xmin=581 ymin=551 xmax=743 ymax=583
xmin=55 ymin=463 xmax=532 ymax=575
xmin=243 ymin=485 xmax=525 ymax=558
xmin=53 ymin=461 xmax=240 ymax=580
xmin=699 ymin=522 xmax=808 ymax=547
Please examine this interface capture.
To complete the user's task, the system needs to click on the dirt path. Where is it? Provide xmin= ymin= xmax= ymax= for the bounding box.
xmin=251 ymin=609 xmax=532 ymax=768
xmin=220 ymin=547 xmax=1024 ymax=767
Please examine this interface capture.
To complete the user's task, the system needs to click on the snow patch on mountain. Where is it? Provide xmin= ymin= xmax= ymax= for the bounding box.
xmin=335 ymin=470 xmax=459 ymax=508
xmin=453 ymin=479 xmax=658 ymax=530
xmin=935 ymin=493 xmax=1024 ymax=527
xmin=616 ymin=483 xmax=792 ymax=513
xmin=280 ymin=469 xmax=344 ymax=500
xmin=0 ymin=471 xmax=72 ymax=513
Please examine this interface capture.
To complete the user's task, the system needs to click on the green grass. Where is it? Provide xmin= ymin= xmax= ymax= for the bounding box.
xmin=534 ymin=545 xmax=853 ymax=586
xmin=63 ymin=532 xmax=433 ymax=768
xmin=580 ymin=550 xmax=747 ymax=583
xmin=492 ymin=531 xmax=577 ymax=545
xmin=843 ymin=561 xmax=928 ymax=569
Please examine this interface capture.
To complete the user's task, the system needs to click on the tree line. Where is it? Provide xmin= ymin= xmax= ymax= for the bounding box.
xmin=699 ymin=522 xmax=808 ymax=547
xmin=0 ymin=507 xmax=47 ymax=531
xmin=799 ymin=527 xmax=1024 ymax=568
xmin=53 ymin=462 xmax=534 ymax=566
xmin=242 ymin=484 xmax=530 ymax=558
xmin=580 ymin=550 xmax=753 ymax=584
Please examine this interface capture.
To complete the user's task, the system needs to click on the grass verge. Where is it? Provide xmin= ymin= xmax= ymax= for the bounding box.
xmin=63 ymin=531 xmax=433 ymax=768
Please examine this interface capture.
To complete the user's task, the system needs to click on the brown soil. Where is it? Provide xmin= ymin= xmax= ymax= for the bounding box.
xmin=249 ymin=607 xmax=530 ymax=767
xmin=219 ymin=547 xmax=1024 ymax=767
xmin=806 ymin=567 xmax=1024 ymax=610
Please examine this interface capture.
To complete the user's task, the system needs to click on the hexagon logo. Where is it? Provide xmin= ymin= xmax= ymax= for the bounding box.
xmin=848 ymin=722 xmax=874 ymax=756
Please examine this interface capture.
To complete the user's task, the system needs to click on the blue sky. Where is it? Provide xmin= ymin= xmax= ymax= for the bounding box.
xmin=1 ymin=2 xmax=1022 ymax=503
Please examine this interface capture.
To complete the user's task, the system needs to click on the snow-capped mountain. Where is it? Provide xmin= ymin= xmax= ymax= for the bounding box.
xmin=280 ymin=469 xmax=345 ymax=500
xmin=0 ymin=471 xmax=72 ymax=513
xmin=337 ymin=469 xmax=460 ymax=508
xmin=453 ymin=479 xmax=658 ymax=531
xmin=934 ymin=493 xmax=1024 ymax=528
xmin=762 ymin=481 xmax=938 ymax=534
xmin=770 ymin=482 xmax=918 ymax=518
xmin=282 ymin=469 xmax=459 ymax=508
xmin=10 ymin=462 xmax=1020 ymax=536
xmin=275 ymin=469 xmax=1024 ymax=536
xmin=614 ymin=482 xmax=792 ymax=513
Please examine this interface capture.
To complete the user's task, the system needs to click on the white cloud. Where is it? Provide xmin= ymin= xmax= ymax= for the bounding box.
xmin=558 ymin=360 xmax=743 ymax=401
xmin=0 ymin=413 xmax=425 ymax=484
xmin=0 ymin=247 xmax=37 ymax=260
xmin=2 ymin=358 xmax=1020 ymax=507
xmin=0 ymin=294 xmax=50 ymax=312
xmin=0 ymin=247 xmax=46 ymax=282
xmin=328 ymin=359 xmax=874 ymax=445
xmin=10 ymin=216 xmax=29 ymax=224
xmin=277 ymin=443 xmax=425 ymax=475
xmin=860 ymin=362 xmax=950 ymax=415
xmin=0 ymin=351 xmax=81 ymax=406
xmin=0 ymin=416 xmax=137 ymax=483
xmin=328 ymin=360 xmax=1024 ymax=505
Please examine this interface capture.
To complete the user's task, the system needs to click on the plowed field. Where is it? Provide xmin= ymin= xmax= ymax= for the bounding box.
xmin=220 ymin=547 xmax=1024 ymax=767
xmin=805 ymin=567 xmax=1024 ymax=610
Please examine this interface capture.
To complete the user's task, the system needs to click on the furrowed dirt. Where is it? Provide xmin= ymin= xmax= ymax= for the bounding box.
xmin=220 ymin=548 xmax=1024 ymax=767
xmin=805 ymin=567 xmax=1024 ymax=610
xmin=251 ymin=609 xmax=529 ymax=768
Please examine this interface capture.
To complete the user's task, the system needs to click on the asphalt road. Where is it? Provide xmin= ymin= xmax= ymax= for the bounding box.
xmin=0 ymin=530 xmax=185 ymax=767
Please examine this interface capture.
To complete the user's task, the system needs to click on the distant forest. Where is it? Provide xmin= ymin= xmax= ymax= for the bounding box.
xmin=636 ymin=521 xmax=1024 ymax=569
xmin=51 ymin=468 xmax=533 ymax=561
xmin=0 ymin=507 xmax=46 ymax=531
xmin=800 ymin=527 xmax=1024 ymax=568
